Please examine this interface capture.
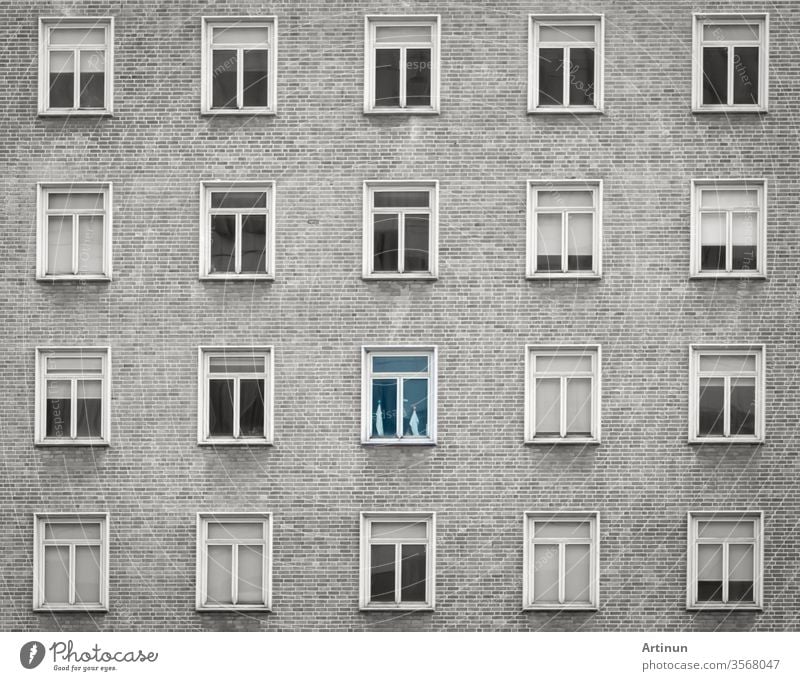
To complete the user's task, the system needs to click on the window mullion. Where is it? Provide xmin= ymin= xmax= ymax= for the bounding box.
xmin=398 ymin=212 xmax=405 ymax=273
xmin=561 ymin=212 xmax=568 ymax=273
xmin=394 ymin=542 xmax=402 ymax=604
xmin=237 ymin=48 xmax=244 ymax=109
xmin=68 ymin=543 xmax=76 ymax=605
xmin=726 ymin=212 xmax=733 ymax=271
xmin=723 ymin=375 xmax=731 ymax=437
xmin=235 ymin=213 xmax=242 ymax=274
xmin=72 ymin=213 xmax=80 ymax=274
xmin=73 ymin=48 xmax=80 ymax=109
xmin=727 ymin=46 xmax=734 ymax=106
xmin=232 ymin=543 xmax=239 ymax=605
xmin=399 ymin=47 xmax=407 ymax=108
xmin=560 ymin=376 xmax=567 ymax=437
xmin=70 ymin=379 xmax=78 ymax=439
xmin=558 ymin=543 xmax=565 ymax=604
xmin=722 ymin=542 xmax=729 ymax=604
xmin=233 ymin=377 xmax=240 ymax=439
xmin=563 ymin=48 xmax=570 ymax=106
xmin=397 ymin=378 xmax=404 ymax=438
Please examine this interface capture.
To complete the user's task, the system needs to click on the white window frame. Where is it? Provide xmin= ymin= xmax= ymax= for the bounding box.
xmin=200 ymin=16 xmax=278 ymax=115
xmin=690 ymin=179 xmax=766 ymax=279
xmin=36 ymin=182 xmax=112 ymax=281
xmin=686 ymin=511 xmax=763 ymax=610
xmin=362 ymin=181 xmax=439 ymax=280
xmin=38 ymin=17 xmax=114 ymax=116
xmin=199 ymin=181 xmax=276 ymax=280
xmin=361 ymin=346 xmax=437 ymax=445
xmin=35 ymin=347 xmax=111 ymax=446
xmin=33 ymin=512 xmax=109 ymax=612
xmin=525 ymin=345 xmax=601 ymax=443
xmin=523 ymin=512 xmax=599 ymax=610
xmin=692 ymin=14 xmax=768 ymax=113
xmin=364 ymin=15 xmax=441 ymax=114
xmin=196 ymin=512 xmax=272 ymax=611
xmin=526 ymin=180 xmax=602 ymax=279
xmin=197 ymin=346 xmax=274 ymax=445
xmin=528 ymin=15 xmax=604 ymax=114
xmin=689 ymin=344 xmax=765 ymax=444
xmin=359 ymin=511 xmax=435 ymax=610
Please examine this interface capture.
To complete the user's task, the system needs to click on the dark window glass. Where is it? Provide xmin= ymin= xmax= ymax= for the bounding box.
xmin=538 ymin=47 xmax=564 ymax=105
xmin=733 ymin=46 xmax=758 ymax=105
xmin=211 ymin=192 xmax=267 ymax=209
xmin=210 ymin=215 xmax=236 ymax=273
xmin=537 ymin=254 xmax=561 ymax=271
xmin=374 ymin=191 xmax=429 ymax=208
xmin=79 ymin=73 xmax=104 ymax=108
xmin=243 ymin=49 xmax=269 ymax=107
xmin=732 ymin=245 xmax=757 ymax=270
xmin=404 ymin=215 xmax=429 ymax=272
xmin=728 ymin=580 xmax=754 ymax=601
xmin=400 ymin=544 xmax=426 ymax=601
xmin=373 ymin=215 xmax=399 ymax=271
xmin=46 ymin=395 xmax=71 ymax=439
xmin=49 ymin=72 xmax=74 ymax=108
xmin=730 ymin=379 xmax=755 ymax=435
xmin=697 ymin=579 xmax=724 ymax=601
xmin=569 ymin=48 xmax=594 ymax=105
xmin=375 ymin=49 xmax=400 ymax=107
xmin=370 ymin=544 xmax=395 ymax=601
xmin=239 ymin=379 xmax=264 ymax=437
xmin=703 ymin=46 xmax=728 ymax=105
xmin=567 ymin=255 xmax=593 ymax=270
xmin=241 ymin=215 xmax=267 ymax=272
xmin=406 ymin=48 xmax=431 ymax=106
xmin=75 ymin=383 xmax=102 ymax=438
xmin=701 ymin=245 xmax=726 ymax=270
xmin=373 ymin=356 xmax=428 ymax=373
xmin=209 ymin=378 xmax=234 ymax=436
xmin=402 ymin=378 xmax=428 ymax=437
xmin=372 ymin=378 xmax=397 ymax=438
xmin=212 ymin=49 xmax=238 ymax=108
xmin=698 ymin=378 xmax=725 ymax=436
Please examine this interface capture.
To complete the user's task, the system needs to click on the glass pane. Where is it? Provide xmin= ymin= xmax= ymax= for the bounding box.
xmin=539 ymin=24 xmax=595 ymax=43
xmin=698 ymin=377 xmax=725 ymax=436
xmin=406 ymin=48 xmax=431 ymax=106
xmin=537 ymin=190 xmax=593 ymax=208
xmin=209 ymin=355 xmax=265 ymax=373
xmin=536 ymin=213 xmax=562 ymax=272
xmin=47 ymin=215 xmax=73 ymax=275
xmin=76 ymin=380 xmax=102 ymax=438
xmin=733 ymin=47 xmax=759 ymax=105
xmin=373 ymin=191 xmax=429 ymax=208
xmin=49 ymin=51 xmax=74 ymax=108
xmin=700 ymin=189 xmax=759 ymax=210
xmin=375 ymin=25 xmax=431 ymax=42
xmin=47 ymin=355 xmax=103 ymax=373
xmin=534 ymin=520 xmax=591 ymax=539
xmin=536 ymin=354 xmax=592 ymax=374
xmin=208 ymin=378 xmax=234 ymax=436
xmin=375 ymin=48 xmax=400 ymax=107
xmin=44 ymin=546 xmax=70 ymax=604
xmin=538 ymin=47 xmax=563 ymax=105
xmin=74 ymin=545 xmax=101 ymax=604
xmin=239 ymin=379 xmax=265 ymax=437
xmin=569 ymin=47 xmax=594 ymax=105
xmin=404 ymin=215 xmax=429 ymax=272
xmin=400 ymin=544 xmax=426 ymax=601
xmin=533 ymin=544 xmax=559 ymax=603
xmin=370 ymin=544 xmax=395 ymax=602
xmin=564 ymin=544 xmax=591 ymax=603
xmin=730 ymin=377 xmax=755 ymax=436
xmin=700 ymin=212 xmax=726 ymax=271
xmin=728 ymin=544 xmax=755 ymax=602
xmin=697 ymin=544 xmax=723 ymax=601
xmin=207 ymin=522 xmax=264 ymax=540
xmin=699 ymin=355 xmax=756 ymax=373
xmin=372 ymin=356 xmax=429 ymax=373
xmin=241 ymin=214 xmax=267 ymax=272
xmin=243 ymin=49 xmax=269 ymax=107
xmin=79 ymin=51 xmax=105 ymax=108
xmin=567 ymin=213 xmax=593 ymax=270
xmin=211 ymin=191 xmax=267 ymax=209
xmin=371 ymin=521 xmax=427 ymax=540
xmin=535 ymin=378 xmax=560 ymax=436
xmin=46 ymin=381 xmax=71 ymax=438
xmin=213 ymin=25 xmax=269 ymax=44
xmin=49 ymin=192 xmax=104 ymax=210
xmin=732 ymin=212 xmax=758 ymax=270
xmin=372 ymin=378 xmax=397 ymax=438
xmin=212 ymin=49 xmax=237 ymax=108
xmin=206 ymin=545 xmax=233 ymax=604
xmin=698 ymin=520 xmax=755 ymax=540
xmin=210 ymin=215 xmax=235 ymax=273
xmin=373 ymin=214 xmax=399 ymax=271
xmin=50 ymin=27 xmax=105 ymax=45
xmin=703 ymin=23 xmax=760 ymax=41
xmin=702 ymin=46 xmax=728 ymax=105
xmin=402 ymin=378 xmax=428 ymax=437
xmin=237 ymin=545 xmax=264 ymax=604
xmin=77 ymin=215 xmax=104 ymax=274
xmin=45 ymin=522 xmax=101 ymax=540
xmin=566 ymin=377 xmax=592 ymax=436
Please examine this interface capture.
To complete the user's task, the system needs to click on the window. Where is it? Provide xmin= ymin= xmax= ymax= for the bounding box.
xmin=525 ymin=345 xmax=600 ymax=443
xmin=197 ymin=513 xmax=272 ymax=610
xmin=362 ymin=347 xmax=436 ymax=445
xmin=35 ymin=348 xmax=110 ymax=446
xmin=359 ymin=512 xmax=435 ymax=610
xmin=691 ymin=180 xmax=766 ymax=278
xmin=364 ymin=16 xmax=440 ymax=113
xmin=199 ymin=182 xmax=275 ymax=279
xmin=687 ymin=512 xmax=762 ymax=609
xmin=33 ymin=513 xmax=108 ymax=611
xmin=693 ymin=14 xmax=768 ymax=112
xmin=524 ymin=513 xmax=598 ymax=610
xmin=529 ymin=15 xmax=604 ymax=113
xmin=38 ymin=17 xmax=113 ymax=115
xmin=201 ymin=17 xmax=277 ymax=114
xmin=363 ymin=182 xmax=438 ymax=279
xmin=527 ymin=181 xmax=601 ymax=278
xmin=689 ymin=345 xmax=764 ymax=443
xmin=36 ymin=183 xmax=112 ymax=280
xmin=198 ymin=347 xmax=273 ymax=445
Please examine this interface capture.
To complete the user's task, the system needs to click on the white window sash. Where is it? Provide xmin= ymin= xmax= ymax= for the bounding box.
xmin=368 ymin=353 xmax=432 ymax=440
xmin=203 ymin=352 xmax=269 ymax=440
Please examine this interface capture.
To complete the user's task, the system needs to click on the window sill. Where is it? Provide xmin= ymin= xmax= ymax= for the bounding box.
xmin=524 ymin=604 xmax=598 ymax=611
xmin=37 ymin=275 xmax=111 ymax=282
xmin=199 ymin=274 xmax=275 ymax=281
xmin=196 ymin=605 xmax=272 ymax=612
xmin=38 ymin=110 xmax=113 ymax=118
xmin=364 ymin=108 xmax=440 ymax=115
xmin=689 ymin=437 xmax=763 ymax=445
xmin=35 ymin=440 xmax=110 ymax=447
xmin=525 ymin=438 xmax=599 ymax=445
xmin=686 ymin=604 xmax=762 ymax=612
xmin=527 ymin=273 xmax=601 ymax=280
xmin=198 ymin=439 xmax=273 ymax=446
xmin=528 ymin=107 xmax=604 ymax=115
xmin=363 ymin=273 xmax=438 ymax=281
xmin=34 ymin=605 xmax=108 ymax=613
xmin=692 ymin=106 xmax=767 ymax=114
xmin=201 ymin=109 xmax=276 ymax=116
xmin=360 ymin=604 xmax=434 ymax=612
xmin=362 ymin=439 xmax=436 ymax=446
xmin=690 ymin=273 xmax=766 ymax=280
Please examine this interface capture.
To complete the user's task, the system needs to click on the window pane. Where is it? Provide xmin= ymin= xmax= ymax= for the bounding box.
xmin=212 ymin=49 xmax=237 ymax=108
xmin=702 ymin=46 xmax=728 ymax=105
xmin=730 ymin=377 xmax=755 ymax=436
xmin=536 ymin=354 xmax=592 ymax=374
xmin=74 ymin=545 xmax=101 ymax=604
xmin=566 ymin=377 xmax=592 ymax=436
xmin=569 ymin=47 xmax=594 ymax=105
xmin=728 ymin=544 xmax=755 ymax=602
xmin=47 ymin=355 xmax=103 ymax=373
xmin=374 ymin=191 xmax=429 ymax=208
xmin=698 ymin=377 xmax=725 ymax=436
xmin=537 ymin=190 xmax=593 ymax=208
xmin=206 ymin=545 xmax=232 ymax=604
xmin=697 ymin=544 xmax=723 ymax=601
xmin=209 ymin=356 xmax=266 ymax=373
xmin=207 ymin=522 xmax=264 ymax=540
xmin=703 ymin=23 xmax=760 ymax=41
xmin=47 ymin=215 xmax=73 ymax=275
xmin=733 ymin=47 xmax=759 ymax=105
xmin=535 ymin=378 xmax=560 ymax=436
xmin=699 ymin=355 xmax=756 ymax=373
xmin=698 ymin=520 xmax=755 ymax=540
xmin=49 ymin=51 xmax=74 ymax=108
xmin=76 ymin=380 xmax=102 ymax=438
xmin=536 ymin=213 xmax=561 ymax=271
xmin=375 ymin=48 xmax=400 ymax=107
xmin=533 ymin=544 xmax=559 ymax=603
xmin=49 ymin=192 xmax=104 ymax=210
xmin=211 ymin=191 xmax=267 ymax=209
xmin=210 ymin=215 xmax=236 ymax=273
xmin=77 ymin=215 xmax=104 ymax=274
xmin=567 ymin=213 xmax=593 ymax=270
xmin=213 ymin=26 xmax=269 ymax=44
xmin=700 ymin=189 xmax=759 ymax=210
xmin=241 ymin=214 xmax=267 ymax=272
xmin=404 ymin=215 xmax=430 ymax=272
xmin=534 ymin=520 xmax=591 ymax=539
xmin=44 ymin=545 xmax=70 ymax=604
xmin=371 ymin=521 xmax=427 ymax=540
xmin=372 ymin=356 xmax=429 ymax=373
xmin=239 ymin=378 xmax=265 ymax=437
xmin=402 ymin=377 xmax=428 ymax=437
xmin=539 ymin=25 xmax=595 ymax=43
xmin=406 ymin=48 xmax=431 ymax=106
xmin=243 ymin=50 xmax=269 ymax=107
xmin=79 ymin=51 xmax=105 ymax=108
xmin=700 ymin=212 xmax=726 ymax=271
xmin=50 ymin=27 xmax=105 ymax=45
xmin=564 ymin=544 xmax=591 ymax=603
xmin=372 ymin=378 xmax=397 ymax=438
xmin=375 ymin=25 xmax=432 ymax=43
xmin=45 ymin=522 xmax=101 ymax=540
xmin=373 ymin=214 xmax=399 ymax=272
xmin=370 ymin=544 xmax=396 ymax=602
xmin=538 ymin=47 xmax=563 ymax=105
xmin=209 ymin=378 xmax=234 ymax=436
xmin=237 ymin=545 xmax=264 ymax=604
xmin=46 ymin=381 xmax=71 ymax=438
xmin=400 ymin=544 xmax=426 ymax=601
xmin=732 ymin=213 xmax=758 ymax=270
